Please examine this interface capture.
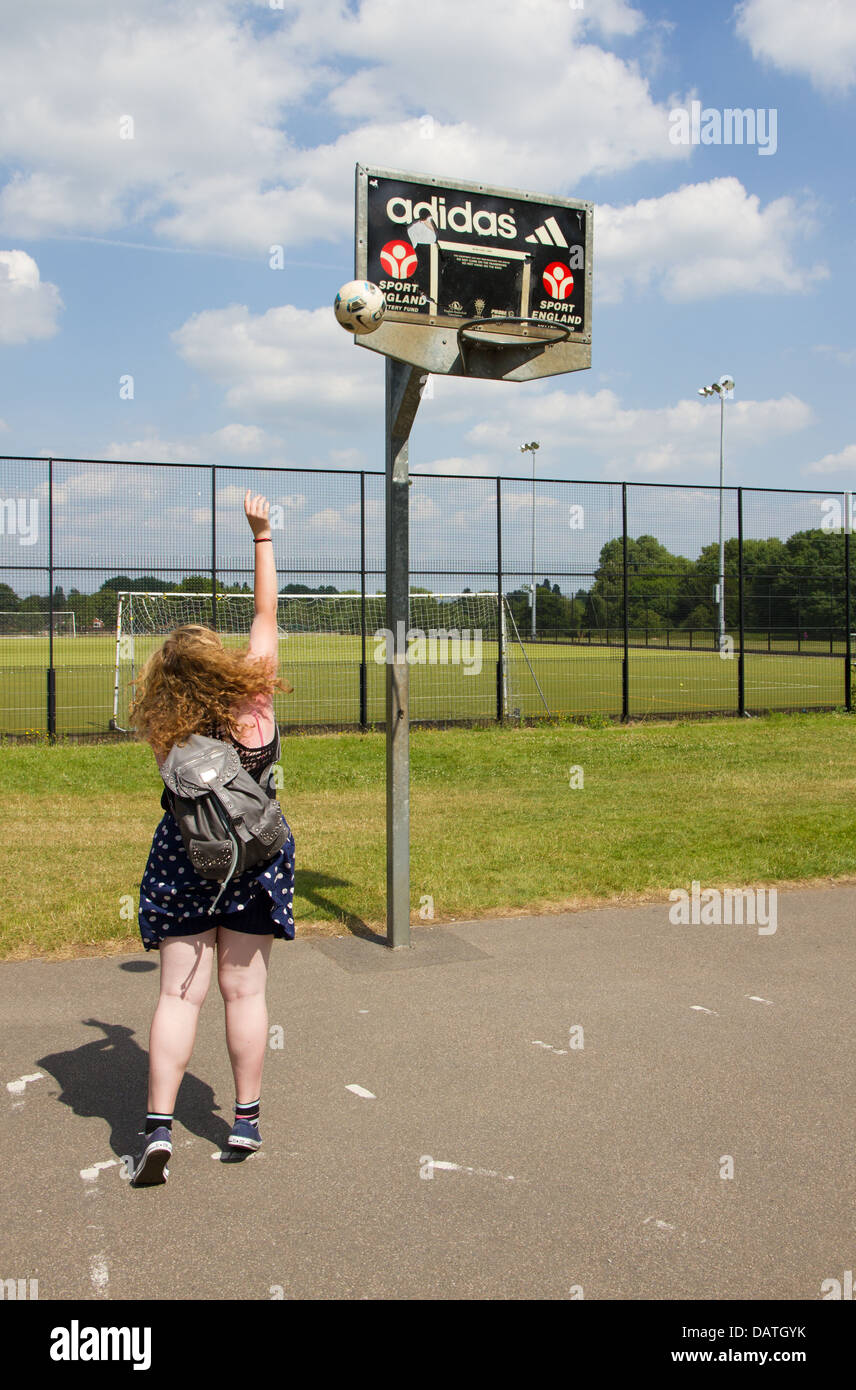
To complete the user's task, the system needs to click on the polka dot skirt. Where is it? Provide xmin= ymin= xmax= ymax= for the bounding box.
xmin=138 ymin=809 xmax=296 ymax=951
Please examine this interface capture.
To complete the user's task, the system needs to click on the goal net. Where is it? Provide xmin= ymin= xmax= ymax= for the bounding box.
xmin=0 ymin=610 xmax=76 ymax=637
xmin=111 ymin=590 xmax=542 ymax=730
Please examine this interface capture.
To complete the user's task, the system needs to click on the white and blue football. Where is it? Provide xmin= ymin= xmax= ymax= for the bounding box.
xmin=334 ymin=280 xmax=385 ymax=334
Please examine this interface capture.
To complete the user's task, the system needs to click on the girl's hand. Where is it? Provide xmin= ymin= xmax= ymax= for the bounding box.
xmin=244 ymin=490 xmax=271 ymax=538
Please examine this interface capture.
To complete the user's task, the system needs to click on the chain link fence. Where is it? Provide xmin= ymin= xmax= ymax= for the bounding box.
xmin=0 ymin=456 xmax=852 ymax=737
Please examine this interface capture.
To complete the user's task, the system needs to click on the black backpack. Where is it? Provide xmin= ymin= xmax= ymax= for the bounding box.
xmin=159 ymin=729 xmax=287 ymax=914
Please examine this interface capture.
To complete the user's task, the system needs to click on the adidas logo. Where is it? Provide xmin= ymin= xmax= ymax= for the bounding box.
xmin=525 ymin=217 xmax=569 ymax=247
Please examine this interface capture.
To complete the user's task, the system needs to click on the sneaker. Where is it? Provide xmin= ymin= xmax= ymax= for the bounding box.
xmin=130 ymin=1126 xmax=172 ymax=1185
xmin=227 ymin=1117 xmax=262 ymax=1151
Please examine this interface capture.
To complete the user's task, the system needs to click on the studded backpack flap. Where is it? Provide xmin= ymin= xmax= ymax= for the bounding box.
xmin=159 ymin=730 xmax=286 ymax=914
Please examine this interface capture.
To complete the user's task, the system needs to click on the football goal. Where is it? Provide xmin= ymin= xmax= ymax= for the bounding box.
xmin=0 ymin=610 xmax=76 ymax=637
xmin=110 ymin=590 xmax=549 ymax=731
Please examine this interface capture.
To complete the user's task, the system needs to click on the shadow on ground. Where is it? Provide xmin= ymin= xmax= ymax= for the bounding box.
xmin=37 ymin=1018 xmax=231 ymax=1156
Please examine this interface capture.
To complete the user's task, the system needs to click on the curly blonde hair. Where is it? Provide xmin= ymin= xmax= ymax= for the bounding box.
xmin=129 ymin=624 xmax=292 ymax=759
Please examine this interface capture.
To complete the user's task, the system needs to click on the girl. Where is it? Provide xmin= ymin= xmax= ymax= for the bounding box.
xmin=127 ymin=491 xmax=295 ymax=1185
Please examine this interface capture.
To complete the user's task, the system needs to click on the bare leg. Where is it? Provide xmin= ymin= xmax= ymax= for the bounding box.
xmin=217 ymin=927 xmax=273 ymax=1104
xmin=147 ymin=931 xmax=216 ymax=1114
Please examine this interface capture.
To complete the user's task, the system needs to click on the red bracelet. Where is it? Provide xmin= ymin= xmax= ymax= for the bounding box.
xmin=253 ymin=537 xmax=273 ymax=544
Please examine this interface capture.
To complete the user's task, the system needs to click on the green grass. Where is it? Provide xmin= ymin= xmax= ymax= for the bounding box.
xmin=0 ymin=632 xmax=848 ymax=734
xmin=2 ymin=710 xmax=855 ymax=959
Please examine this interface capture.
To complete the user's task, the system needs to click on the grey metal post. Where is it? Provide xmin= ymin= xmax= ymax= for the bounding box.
xmin=622 ymin=482 xmax=629 ymax=720
xmin=531 ymin=454 xmax=536 ymax=638
xmin=359 ymin=471 xmax=367 ymax=729
xmin=738 ymin=487 xmax=745 ymax=716
xmin=496 ymin=477 xmax=504 ymax=724
xmin=211 ymin=465 xmax=217 ymax=632
xmin=718 ymin=392 xmax=726 ymax=645
xmin=47 ymin=456 xmax=56 ymax=742
xmin=845 ymin=491 xmax=852 ymax=713
xmin=520 ymin=441 xmax=539 ymax=637
xmin=385 ymin=358 xmax=423 ymax=949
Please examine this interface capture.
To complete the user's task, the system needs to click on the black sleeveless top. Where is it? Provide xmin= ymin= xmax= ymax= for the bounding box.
xmin=210 ymin=720 xmax=279 ymax=782
xmin=159 ymin=720 xmax=279 ymax=814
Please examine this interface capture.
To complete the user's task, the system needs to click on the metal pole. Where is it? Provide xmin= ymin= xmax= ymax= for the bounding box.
xmin=47 ymin=456 xmax=56 ymax=742
xmin=718 ymin=392 xmax=726 ymax=646
xmin=845 ymin=491 xmax=852 ymax=713
xmin=738 ymin=487 xmax=745 ymax=716
xmin=531 ymin=452 xmax=536 ymax=639
xmin=496 ymin=476 xmax=504 ymax=724
xmin=211 ymin=465 xmax=217 ymax=631
xmin=359 ymin=471 xmax=367 ymax=730
xmin=385 ymin=358 xmax=423 ymax=949
xmin=622 ymin=482 xmax=629 ymax=721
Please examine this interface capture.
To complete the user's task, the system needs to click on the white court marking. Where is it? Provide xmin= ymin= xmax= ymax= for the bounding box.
xmin=80 ymin=1159 xmax=120 ymax=1181
xmin=690 ymin=1005 xmax=719 ymax=1015
xmin=346 ymin=1084 xmax=376 ymax=1099
xmin=6 ymin=1072 xmax=44 ymax=1094
xmin=747 ymin=995 xmax=773 ymax=1004
xmin=431 ymin=1160 xmax=516 ymax=1182
xmin=89 ymin=1253 xmax=109 ymax=1296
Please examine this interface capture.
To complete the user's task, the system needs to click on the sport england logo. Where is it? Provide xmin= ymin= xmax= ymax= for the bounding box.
xmin=542 ymin=263 xmax=574 ymax=299
xmin=380 ymin=240 xmax=418 ymax=278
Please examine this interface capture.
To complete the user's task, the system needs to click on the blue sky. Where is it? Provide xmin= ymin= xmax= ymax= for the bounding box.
xmin=0 ymin=0 xmax=854 ymax=500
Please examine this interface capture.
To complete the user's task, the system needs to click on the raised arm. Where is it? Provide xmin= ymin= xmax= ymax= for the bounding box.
xmin=244 ymin=490 xmax=278 ymax=663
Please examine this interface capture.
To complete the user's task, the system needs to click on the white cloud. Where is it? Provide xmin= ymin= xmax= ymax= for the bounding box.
xmin=812 ymin=344 xmax=856 ymax=367
xmin=0 ymin=1 xmax=312 ymax=242
xmin=209 ymin=424 xmax=274 ymax=455
xmin=0 ymin=250 xmax=63 ymax=343
xmin=0 ymin=0 xmax=686 ymax=253
xmin=103 ymin=432 xmax=203 ymax=463
xmin=414 ymin=454 xmax=498 ymax=478
xmin=465 ymin=387 xmax=814 ymax=479
xmin=596 ymin=179 xmax=828 ymax=302
xmin=736 ymin=0 xmax=856 ymax=94
xmin=103 ymin=423 xmax=280 ymax=463
xmin=171 ymin=302 xmax=383 ymax=417
xmin=804 ymin=442 xmax=856 ymax=476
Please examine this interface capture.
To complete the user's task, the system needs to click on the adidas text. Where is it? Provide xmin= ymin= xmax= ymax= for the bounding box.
xmin=386 ymin=195 xmax=516 ymax=240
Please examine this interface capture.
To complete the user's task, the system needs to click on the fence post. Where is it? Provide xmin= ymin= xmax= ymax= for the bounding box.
xmin=496 ymin=477 xmax=504 ymax=724
xmin=622 ymin=482 xmax=629 ymax=720
xmin=47 ymin=456 xmax=56 ymax=742
xmin=738 ymin=487 xmax=745 ymax=716
xmin=210 ymin=465 xmax=217 ymax=631
xmin=845 ymin=491 xmax=852 ymax=712
xmin=359 ymin=471 xmax=367 ymax=729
